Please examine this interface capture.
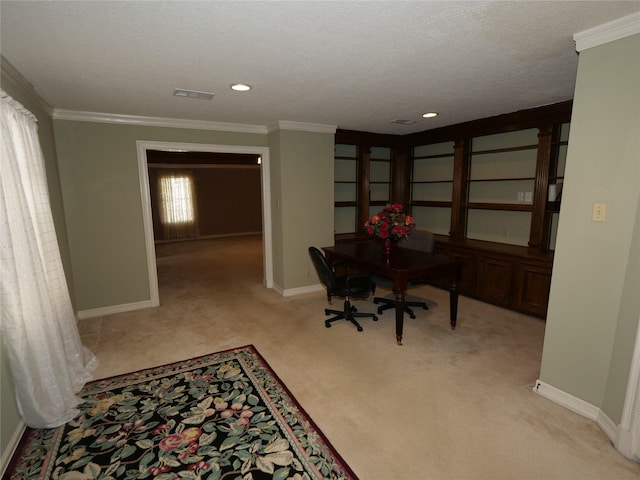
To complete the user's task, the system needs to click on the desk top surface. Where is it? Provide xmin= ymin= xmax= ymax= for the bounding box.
xmin=323 ymin=242 xmax=460 ymax=276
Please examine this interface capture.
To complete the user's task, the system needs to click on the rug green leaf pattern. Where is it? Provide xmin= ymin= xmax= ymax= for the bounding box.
xmin=7 ymin=346 xmax=357 ymax=480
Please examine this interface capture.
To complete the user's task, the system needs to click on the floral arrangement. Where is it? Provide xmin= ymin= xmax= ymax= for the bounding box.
xmin=364 ymin=203 xmax=415 ymax=241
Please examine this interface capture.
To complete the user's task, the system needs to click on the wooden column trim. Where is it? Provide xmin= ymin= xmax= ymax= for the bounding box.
xmin=529 ymin=125 xmax=553 ymax=249
xmin=450 ymin=138 xmax=470 ymax=240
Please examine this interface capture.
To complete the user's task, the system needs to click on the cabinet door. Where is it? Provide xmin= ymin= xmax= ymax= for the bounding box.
xmin=513 ymin=262 xmax=551 ymax=317
xmin=434 ymin=245 xmax=476 ymax=295
xmin=477 ymin=255 xmax=514 ymax=306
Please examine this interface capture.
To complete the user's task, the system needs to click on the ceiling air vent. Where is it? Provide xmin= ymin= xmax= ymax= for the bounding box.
xmin=390 ymin=119 xmax=416 ymax=125
xmin=173 ymin=89 xmax=215 ymax=100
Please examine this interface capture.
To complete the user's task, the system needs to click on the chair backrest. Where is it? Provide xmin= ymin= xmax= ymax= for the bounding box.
xmin=401 ymin=230 xmax=435 ymax=253
xmin=308 ymin=247 xmax=337 ymax=290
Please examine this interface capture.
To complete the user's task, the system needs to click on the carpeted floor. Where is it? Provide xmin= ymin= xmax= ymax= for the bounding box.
xmin=8 ymin=345 xmax=356 ymax=480
xmin=77 ymin=235 xmax=639 ymax=479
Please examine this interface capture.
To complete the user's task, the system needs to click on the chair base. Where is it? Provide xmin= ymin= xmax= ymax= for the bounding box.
xmin=325 ymin=300 xmax=378 ymax=332
xmin=373 ymin=297 xmax=428 ymax=319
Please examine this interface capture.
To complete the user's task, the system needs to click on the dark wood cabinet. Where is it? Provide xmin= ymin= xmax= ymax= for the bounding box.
xmin=334 ymin=101 xmax=570 ymax=318
xmin=513 ymin=260 xmax=552 ymax=317
xmin=477 ymin=255 xmax=514 ymax=307
xmin=433 ymin=237 xmax=553 ymax=317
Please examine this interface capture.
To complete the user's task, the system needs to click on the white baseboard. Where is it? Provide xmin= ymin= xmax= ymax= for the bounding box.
xmin=77 ymin=300 xmax=156 ymax=320
xmin=533 ymin=379 xmax=620 ymax=446
xmin=271 ymin=282 xmax=325 ymax=297
xmin=533 ymin=380 xmax=600 ymax=420
xmin=1 ymin=420 xmax=26 ymax=477
xmin=616 ymin=424 xmax=640 ymax=462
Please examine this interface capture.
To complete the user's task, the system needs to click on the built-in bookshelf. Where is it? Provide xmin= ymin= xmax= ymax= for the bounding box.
xmin=368 ymin=146 xmax=392 ymax=218
xmin=334 ymin=144 xmax=358 ymax=235
xmin=410 ymin=141 xmax=455 ymax=236
xmin=333 ymin=101 xmax=573 ymax=318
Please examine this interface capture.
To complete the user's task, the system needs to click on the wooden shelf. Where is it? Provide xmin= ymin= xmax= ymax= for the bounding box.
xmin=468 ymin=177 xmax=535 ymax=182
xmin=467 ymin=202 xmax=533 ymax=212
xmin=412 ymin=200 xmax=452 ymax=208
xmin=412 ymin=179 xmax=453 ymax=184
xmin=470 ymin=144 xmax=538 ymax=155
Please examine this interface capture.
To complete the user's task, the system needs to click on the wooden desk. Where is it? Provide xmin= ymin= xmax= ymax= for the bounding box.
xmin=323 ymin=243 xmax=461 ymax=345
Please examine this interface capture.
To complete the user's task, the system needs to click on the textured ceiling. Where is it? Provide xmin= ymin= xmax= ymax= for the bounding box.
xmin=1 ymin=1 xmax=639 ymax=134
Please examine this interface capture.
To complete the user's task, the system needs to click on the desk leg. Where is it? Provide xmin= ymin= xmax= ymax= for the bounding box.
xmin=449 ymin=283 xmax=459 ymax=330
xmin=394 ymin=290 xmax=405 ymax=345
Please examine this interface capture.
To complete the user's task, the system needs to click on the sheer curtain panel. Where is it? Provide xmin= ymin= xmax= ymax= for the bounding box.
xmin=0 ymin=90 xmax=98 ymax=428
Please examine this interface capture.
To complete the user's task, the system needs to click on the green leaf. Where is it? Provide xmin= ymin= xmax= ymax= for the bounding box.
xmin=102 ymin=424 xmax=122 ymax=435
xmin=177 ymin=471 xmax=197 ymax=479
xmin=199 ymin=431 xmax=216 ymax=446
xmin=104 ymin=461 xmax=120 ymax=477
xmin=256 ymin=455 xmax=275 ymax=474
xmin=198 ymin=396 xmax=213 ymax=409
xmin=220 ymin=436 xmax=240 ymax=451
xmin=265 ymin=451 xmax=294 ymax=467
xmin=273 ymin=467 xmax=291 ymax=480
xmin=119 ymin=444 xmax=137 ymax=460
xmin=181 ymin=414 xmax=205 ymax=425
xmin=263 ymin=438 xmax=290 ymax=453
xmin=85 ymin=462 xmax=101 ymax=478
xmin=136 ymin=439 xmax=155 ymax=450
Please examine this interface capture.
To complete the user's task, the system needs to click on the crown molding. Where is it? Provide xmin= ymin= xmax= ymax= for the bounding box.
xmin=1 ymin=55 xmax=54 ymax=116
xmin=574 ymin=12 xmax=640 ymax=52
xmin=53 ymin=109 xmax=269 ymax=134
xmin=267 ymin=120 xmax=337 ymax=134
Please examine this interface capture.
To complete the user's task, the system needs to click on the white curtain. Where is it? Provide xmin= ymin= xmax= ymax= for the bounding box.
xmin=0 ymin=90 xmax=98 ymax=428
xmin=158 ymin=170 xmax=198 ymax=240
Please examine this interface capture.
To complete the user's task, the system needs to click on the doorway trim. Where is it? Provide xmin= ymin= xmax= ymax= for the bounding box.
xmin=136 ymin=140 xmax=273 ymax=307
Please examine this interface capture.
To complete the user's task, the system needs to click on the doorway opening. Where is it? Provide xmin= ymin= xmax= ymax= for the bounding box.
xmin=136 ymin=141 xmax=273 ymax=307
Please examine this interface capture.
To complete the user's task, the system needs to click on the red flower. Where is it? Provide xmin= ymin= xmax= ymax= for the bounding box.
xmin=364 ymin=204 xmax=415 ymax=241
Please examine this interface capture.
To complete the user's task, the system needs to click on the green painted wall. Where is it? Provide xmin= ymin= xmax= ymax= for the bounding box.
xmin=52 ymin=121 xmax=268 ymax=311
xmin=268 ymin=128 xmax=335 ymax=290
xmin=540 ymin=34 xmax=640 ymax=423
xmin=1 ymin=67 xmax=65 ymax=464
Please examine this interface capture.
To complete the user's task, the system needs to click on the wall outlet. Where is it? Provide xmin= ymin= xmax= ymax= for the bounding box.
xmin=517 ymin=192 xmax=524 ymax=201
xmin=524 ymin=191 xmax=533 ymax=203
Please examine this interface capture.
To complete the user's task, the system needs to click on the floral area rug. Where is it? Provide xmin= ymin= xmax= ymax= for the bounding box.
xmin=7 ymin=345 xmax=357 ymax=480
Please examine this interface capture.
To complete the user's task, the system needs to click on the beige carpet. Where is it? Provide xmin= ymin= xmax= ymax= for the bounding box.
xmin=79 ymin=235 xmax=639 ymax=480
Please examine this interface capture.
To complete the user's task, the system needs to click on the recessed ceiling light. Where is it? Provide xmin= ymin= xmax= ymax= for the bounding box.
xmin=230 ymin=83 xmax=252 ymax=92
xmin=173 ymin=89 xmax=215 ymax=100
xmin=422 ymin=112 xmax=438 ymax=118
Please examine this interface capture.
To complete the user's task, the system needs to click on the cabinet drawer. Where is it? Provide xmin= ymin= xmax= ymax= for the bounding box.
xmin=435 ymin=245 xmax=476 ymax=295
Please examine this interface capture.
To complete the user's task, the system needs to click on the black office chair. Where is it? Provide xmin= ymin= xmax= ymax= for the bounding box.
xmin=308 ymin=247 xmax=378 ymax=331
xmin=372 ymin=230 xmax=435 ymax=319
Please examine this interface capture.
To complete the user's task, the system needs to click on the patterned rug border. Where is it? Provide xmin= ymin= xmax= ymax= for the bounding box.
xmin=4 ymin=345 xmax=358 ymax=480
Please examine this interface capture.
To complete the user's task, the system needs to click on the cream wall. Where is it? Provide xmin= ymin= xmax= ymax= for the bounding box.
xmin=268 ymin=127 xmax=335 ymax=291
xmin=52 ymin=120 xmax=269 ymax=311
xmin=540 ymin=33 xmax=640 ymax=424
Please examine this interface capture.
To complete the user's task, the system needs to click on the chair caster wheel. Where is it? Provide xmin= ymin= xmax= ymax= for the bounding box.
xmin=373 ymin=316 xmax=378 ymax=322
xmin=351 ymin=306 xmax=358 ymax=313
xmin=325 ymin=322 xmax=331 ymax=328
xmin=357 ymin=326 xmax=363 ymax=332
xmin=377 ymin=307 xmax=384 ymax=314
xmin=409 ymin=314 xmax=416 ymax=319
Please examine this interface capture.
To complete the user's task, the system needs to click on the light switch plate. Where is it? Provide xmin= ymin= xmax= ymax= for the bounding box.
xmin=592 ymin=202 xmax=607 ymax=222
xmin=524 ymin=192 xmax=532 ymax=203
